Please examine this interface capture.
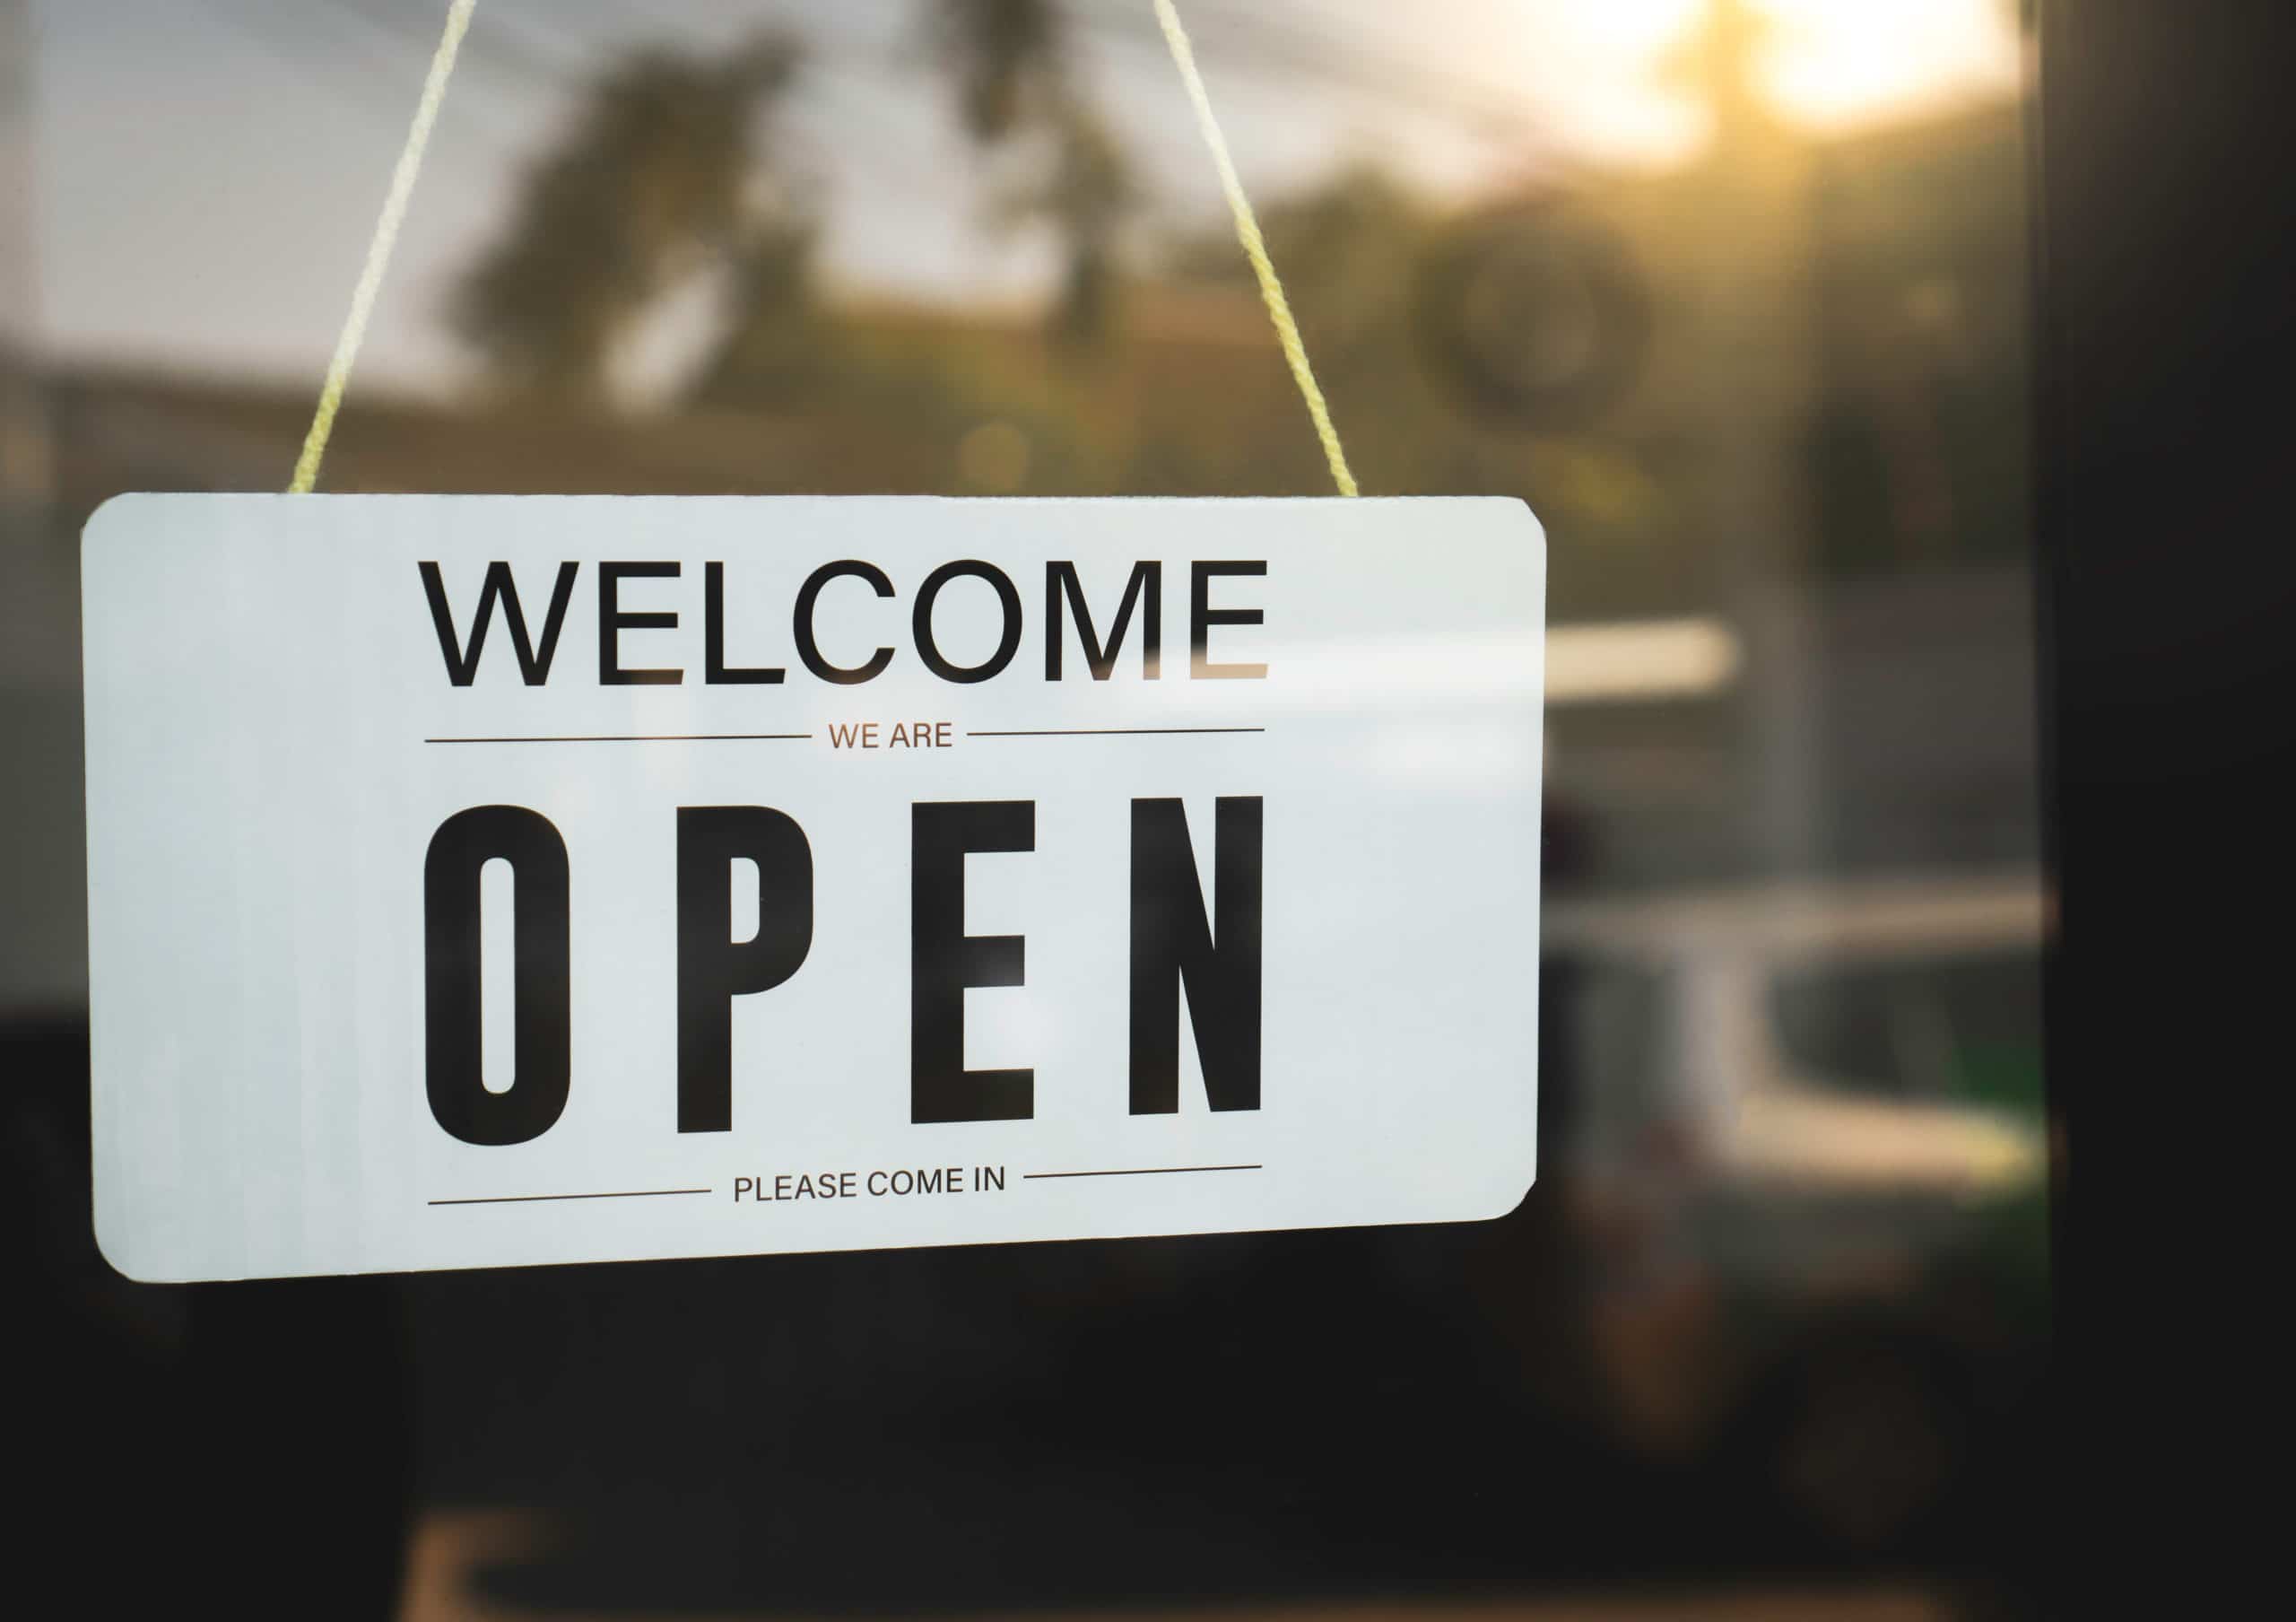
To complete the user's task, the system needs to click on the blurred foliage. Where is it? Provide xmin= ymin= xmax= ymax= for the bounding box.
xmin=452 ymin=35 xmax=804 ymax=400
xmin=927 ymin=0 xmax=1139 ymax=351
xmin=1803 ymin=120 xmax=2032 ymax=576
xmin=929 ymin=0 xmax=1063 ymax=143
xmin=687 ymin=220 xmax=829 ymax=411
xmin=1007 ymin=102 xmax=1139 ymax=353
xmin=439 ymin=4 xmax=2031 ymax=613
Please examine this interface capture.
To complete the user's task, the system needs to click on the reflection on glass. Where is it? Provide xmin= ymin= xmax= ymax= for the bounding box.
xmin=7 ymin=0 xmax=2047 ymax=1613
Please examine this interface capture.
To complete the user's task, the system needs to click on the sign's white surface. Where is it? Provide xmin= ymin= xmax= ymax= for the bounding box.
xmin=82 ymin=495 xmax=1544 ymax=1280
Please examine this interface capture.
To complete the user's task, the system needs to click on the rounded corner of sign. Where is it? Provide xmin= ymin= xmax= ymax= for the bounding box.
xmin=91 ymin=1202 xmax=178 ymax=1286
xmin=1497 ymin=495 xmax=1548 ymax=549
xmin=81 ymin=492 xmax=150 ymax=557
xmin=1467 ymin=1160 xmax=1540 ymax=1225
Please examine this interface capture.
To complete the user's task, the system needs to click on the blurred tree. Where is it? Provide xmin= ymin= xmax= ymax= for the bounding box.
xmin=933 ymin=0 xmax=1061 ymax=143
xmin=1167 ymin=162 xmax=1433 ymax=363
xmin=430 ymin=2 xmax=2024 ymax=596
xmin=452 ymin=36 xmax=804 ymax=401
xmin=995 ymin=100 xmax=1138 ymax=352
xmin=687 ymin=218 xmax=829 ymax=410
xmin=928 ymin=0 xmax=1139 ymax=353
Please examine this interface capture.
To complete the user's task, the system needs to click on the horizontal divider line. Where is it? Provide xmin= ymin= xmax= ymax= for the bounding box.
xmin=968 ymin=727 xmax=1265 ymax=737
xmin=424 ymin=734 xmax=811 ymax=744
xmin=429 ymin=1188 xmax=714 ymax=1206
xmin=1022 ymin=1164 xmax=1263 ymax=1180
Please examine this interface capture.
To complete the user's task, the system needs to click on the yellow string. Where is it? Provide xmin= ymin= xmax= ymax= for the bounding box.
xmin=288 ymin=0 xmax=478 ymax=494
xmin=288 ymin=0 xmax=1347 ymax=498
xmin=1151 ymin=0 xmax=1358 ymax=496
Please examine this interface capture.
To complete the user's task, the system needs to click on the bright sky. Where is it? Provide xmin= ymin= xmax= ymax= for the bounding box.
xmin=24 ymin=0 xmax=2022 ymax=399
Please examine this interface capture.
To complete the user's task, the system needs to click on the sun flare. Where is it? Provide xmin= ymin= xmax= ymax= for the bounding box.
xmin=1755 ymin=0 xmax=2022 ymax=127
xmin=1517 ymin=0 xmax=2021 ymax=162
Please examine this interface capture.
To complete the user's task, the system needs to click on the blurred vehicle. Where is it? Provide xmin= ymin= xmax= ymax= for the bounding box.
xmin=1532 ymin=872 xmax=2048 ymax=1552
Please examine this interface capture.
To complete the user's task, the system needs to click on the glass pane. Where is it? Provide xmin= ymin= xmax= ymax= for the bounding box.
xmin=10 ymin=1 xmax=2052 ymax=1614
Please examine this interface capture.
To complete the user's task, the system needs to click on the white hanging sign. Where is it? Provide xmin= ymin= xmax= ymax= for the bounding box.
xmin=82 ymin=494 xmax=1544 ymax=1280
